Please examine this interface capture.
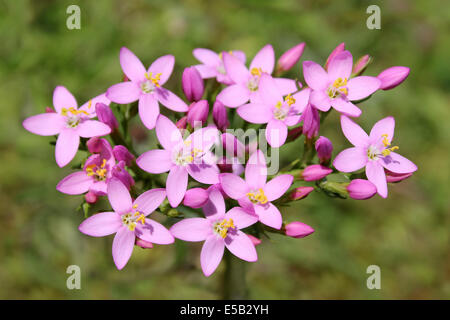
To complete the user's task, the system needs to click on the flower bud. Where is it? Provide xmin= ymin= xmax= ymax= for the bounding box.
xmin=286 ymin=126 xmax=303 ymax=143
xmin=112 ymin=161 xmax=135 ymax=189
xmin=352 ymin=54 xmax=371 ymax=76
xmin=176 ymin=116 xmax=188 ymax=130
xmin=136 ymin=238 xmax=153 ymax=249
xmin=247 ymin=234 xmax=262 ymax=246
xmin=222 ymin=133 xmax=245 ymax=158
xmin=289 ymin=186 xmax=314 ymax=201
xmin=325 ymin=43 xmax=345 ymax=70
xmin=86 ymin=137 xmax=103 ymax=153
xmin=187 ymin=100 xmax=209 ymax=128
xmin=385 ymin=170 xmax=413 ymax=183
xmin=96 ymin=103 xmax=118 ymax=131
xmin=84 ymin=190 xmax=98 ymax=204
xmin=315 ymin=136 xmax=333 ymax=165
xmin=301 ymin=164 xmax=332 ymax=181
xmin=377 ymin=66 xmax=410 ymax=90
xmin=183 ymin=187 xmax=209 ymax=208
xmin=300 ymin=104 xmax=319 ymax=139
xmin=212 ymin=101 xmax=229 ymax=131
xmin=182 ymin=66 xmax=204 ymax=102
xmin=285 ymin=222 xmax=314 ymax=238
xmin=113 ymin=145 xmax=134 ymax=166
xmin=276 ymin=42 xmax=305 ymax=72
xmin=45 ymin=107 xmax=56 ymax=113
xmin=346 ymin=179 xmax=377 ymax=200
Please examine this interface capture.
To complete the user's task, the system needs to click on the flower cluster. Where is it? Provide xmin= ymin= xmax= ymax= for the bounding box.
xmin=23 ymin=42 xmax=416 ymax=275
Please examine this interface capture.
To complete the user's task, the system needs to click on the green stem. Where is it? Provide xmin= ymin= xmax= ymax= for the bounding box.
xmin=223 ymin=251 xmax=248 ymax=299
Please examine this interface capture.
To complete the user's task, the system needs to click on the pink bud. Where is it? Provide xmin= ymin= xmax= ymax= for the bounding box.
xmin=187 ymin=100 xmax=209 ymax=128
xmin=113 ymin=145 xmax=134 ymax=166
xmin=182 ymin=66 xmax=204 ymax=102
xmin=377 ymin=66 xmax=410 ymax=90
xmin=183 ymin=187 xmax=209 ymax=208
xmin=346 ymin=179 xmax=377 ymax=200
xmin=352 ymin=54 xmax=371 ymax=75
xmin=285 ymin=222 xmax=314 ymax=238
xmin=96 ymin=103 xmax=118 ymax=131
xmin=315 ymin=136 xmax=333 ymax=165
xmin=289 ymin=186 xmax=314 ymax=201
xmin=301 ymin=164 xmax=332 ymax=181
xmin=222 ymin=133 xmax=245 ymax=158
xmin=247 ymin=234 xmax=262 ymax=246
xmin=212 ymin=101 xmax=229 ymax=131
xmin=45 ymin=107 xmax=56 ymax=113
xmin=385 ymin=170 xmax=413 ymax=183
xmin=286 ymin=126 xmax=303 ymax=143
xmin=325 ymin=43 xmax=345 ymax=70
xmin=277 ymin=42 xmax=305 ymax=72
xmin=84 ymin=191 xmax=98 ymax=204
xmin=176 ymin=116 xmax=188 ymax=129
xmin=136 ymin=238 xmax=153 ymax=249
xmin=112 ymin=161 xmax=135 ymax=189
xmin=86 ymin=137 xmax=102 ymax=153
xmin=300 ymin=104 xmax=319 ymax=139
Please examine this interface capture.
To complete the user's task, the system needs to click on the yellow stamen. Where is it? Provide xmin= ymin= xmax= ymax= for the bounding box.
xmin=250 ymin=67 xmax=262 ymax=77
xmin=217 ymin=218 xmax=235 ymax=238
xmin=246 ymin=188 xmax=268 ymax=204
xmin=284 ymin=94 xmax=296 ymax=106
xmin=333 ymin=77 xmax=347 ymax=88
xmin=275 ymin=101 xmax=282 ymax=109
xmin=145 ymin=72 xmax=162 ymax=87
xmin=61 ymin=107 xmax=89 ymax=117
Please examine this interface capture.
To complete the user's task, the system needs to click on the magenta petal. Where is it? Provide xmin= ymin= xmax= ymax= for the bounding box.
xmin=170 ymin=218 xmax=211 ymax=242
xmin=23 ymin=113 xmax=64 ymax=136
xmin=107 ymin=178 xmax=133 ymax=214
xmin=347 ymin=76 xmax=380 ymax=101
xmin=203 ymin=189 xmax=226 ymax=219
xmin=148 ymin=55 xmax=175 ymax=86
xmin=245 ymin=150 xmax=267 ymax=189
xmin=302 ymin=61 xmax=329 ymax=90
xmin=120 ymin=47 xmax=146 ymax=83
xmin=53 ymin=86 xmax=77 ymax=113
xmin=155 ymin=88 xmax=188 ymax=112
xmin=250 ymin=44 xmax=275 ymax=74
xmin=223 ymin=52 xmax=250 ymax=85
xmin=310 ymin=90 xmax=331 ymax=112
xmin=333 ymin=147 xmax=367 ymax=172
xmin=332 ymin=98 xmax=362 ymax=117
xmin=266 ymin=120 xmax=288 ymax=147
xmin=106 ymin=82 xmax=140 ymax=104
xmin=138 ymin=94 xmax=160 ymax=129
xmin=55 ymin=129 xmax=79 ymax=167
xmin=380 ymin=152 xmax=417 ymax=174
xmin=193 ymin=48 xmax=221 ymax=66
xmin=137 ymin=149 xmax=173 ymax=174
xmin=258 ymin=74 xmax=283 ymax=106
xmin=217 ymin=84 xmax=250 ymax=108
xmin=225 ymin=207 xmax=258 ymax=229
xmin=225 ymin=230 xmax=257 ymax=262
xmin=57 ymin=171 xmax=92 ymax=195
xmin=219 ymin=173 xmax=248 ymax=200
xmin=156 ymin=114 xmax=183 ymax=151
xmin=369 ymin=116 xmax=395 ymax=143
xmin=133 ymin=188 xmax=166 ymax=216
xmin=112 ymin=226 xmax=135 ymax=270
xmin=187 ymin=163 xmax=220 ymax=185
xmin=167 ymin=166 xmax=188 ymax=207
xmin=76 ymin=120 xmax=111 ymax=138
xmin=255 ymin=203 xmax=282 ymax=229
xmin=341 ymin=115 xmax=369 ymax=147
xmin=328 ymin=50 xmax=353 ymax=80
xmin=79 ymin=211 xmax=121 ymax=237
xmin=237 ymin=103 xmax=272 ymax=124
xmin=366 ymin=161 xmax=388 ymax=198
xmin=136 ymin=219 xmax=174 ymax=245
xmin=263 ymin=174 xmax=293 ymax=202
xmin=274 ymin=78 xmax=298 ymax=96
xmin=201 ymin=235 xmax=225 ymax=277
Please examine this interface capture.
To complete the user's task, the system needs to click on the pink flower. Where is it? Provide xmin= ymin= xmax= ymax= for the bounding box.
xmin=79 ymin=178 xmax=173 ymax=270
xmin=170 ymin=189 xmax=258 ymax=277
xmin=219 ymin=150 xmax=293 ymax=229
xmin=325 ymin=42 xmax=345 ymax=70
xmin=23 ymin=86 xmax=111 ymax=167
xmin=377 ymin=66 xmax=410 ymax=90
xmin=193 ymin=48 xmax=246 ymax=85
xmin=57 ymin=138 xmax=134 ymax=196
xmin=106 ymin=47 xmax=188 ymax=129
xmin=237 ymin=74 xmax=310 ymax=147
xmin=304 ymin=50 xmax=381 ymax=117
xmin=217 ymin=44 xmax=298 ymax=108
xmin=137 ymin=115 xmax=220 ymax=207
xmin=333 ymin=116 xmax=417 ymax=198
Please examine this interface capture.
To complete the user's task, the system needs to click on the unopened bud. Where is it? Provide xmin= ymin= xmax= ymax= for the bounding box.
xmin=325 ymin=43 xmax=345 ymax=70
xmin=183 ymin=187 xmax=209 ymax=208
xmin=84 ymin=190 xmax=98 ymax=204
xmin=289 ymin=186 xmax=314 ymax=200
xmin=377 ymin=66 xmax=410 ymax=90
xmin=301 ymin=164 xmax=332 ymax=181
xmin=136 ymin=238 xmax=153 ymax=249
xmin=285 ymin=221 xmax=314 ymax=238
xmin=277 ymin=42 xmax=305 ymax=72
xmin=315 ymin=136 xmax=333 ymax=165
xmin=352 ymin=54 xmax=371 ymax=76
xmin=182 ymin=66 xmax=204 ymax=102
xmin=187 ymin=100 xmax=209 ymax=128
xmin=96 ymin=103 xmax=118 ymax=131
xmin=385 ymin=170 xmax=413 ymax=183
xmin=212 ymin=101 xmax=229 ymax=131
xmin=247 ymin=234 xmax=262 ymax=246
xmin=346 ymin=179 xmax=377 ymax=200
xmin=113 ymin=145 xmax=134 ymax=166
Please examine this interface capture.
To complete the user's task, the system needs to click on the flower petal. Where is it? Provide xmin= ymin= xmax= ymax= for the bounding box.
xmin=258 ymin=74 xmax=283 ymax=106
xmin=309 ymin=90 xmax=331 ymax=112
xmin=155 ymin=114 xmax=183 ymax=151
xmin=263 ymin=174 xmax=293 ymax=202
xmin=148 ymin=55 xmax=175 ymax=86
xmin=136 ymin=219 xmax=174 ymax=245
xmin=76 ymin=120 xmax=111 ymax=138
xmin=78 ymin=211 xmax=121 ymax=237
xmin=23 ymin=113 xmax=64 ymax=136
xmin=302 ymin=61 xmax=328 ymax=90
xmin=106 ymin=82 xmax=140 ymax=104
xmin=203 ymin=189 xmax=226 ymax=219
xmin=225 ymin=207 xmax=258 ymax=229
xmin=138 ymin=94 xmax=160 ymax=129
xmin=133 ymin=188 xmax=166 ymax=216
xmin=369 ymin=116 xmax=395 ymax=143
xmin=255 ymin=203 xmax=282 ymax=229
xmin=201 ymin=235 xmax=225 ymax=277
xmin=137 ymin=149 xmax=173 ymax=174
xmin=193 ymin=48 xmax=221 ymax=66
xmin=107 ymin=178 xmax=133 ymax=214
xmin=166 ymin=166 xmax=188 ymax=207
xmin=341 ymin=115 xmax=369 ymax=147
xmin=291 ymin=88 xmax=311 ymax=113
xmin=112 ymin=226 xmax=135 ymax=270
xmin=237 ymin=103 xmax=272 ymax=124
xmin=245 ymin=150 xmax=267 ymax=189
xmin=194 ymin=64 xmax=217 ymax=78
xmin=328 ymin=50 xmax=353 ymax=80
xmin=380 ymin=152 xmax=417 ymax=174
xmin=53 ymin=86 xmax=77 ymax=113
xmin=217 ymin=84 xmax=250 ymax=108
xmin=366 ymin=160 xmax=388 ymax=198
xmin=55 ymin=129 xmax=80 ymax=167
xmin=219 ymin=173 xmax=248 ymax=200
xmin=155 ymin=88 xmax=188 ymax=112
xmin=120 ymin=47 xmax=146 ymax=83
xmin=57 ymin=171 xmax=92 ymax=195
xmin=265 ymin=120 xmax=288 ymax=148
xmin=274 ymin=78 xmax=298 ymax=96
xmin=187 ymin=163 xmax=220 ymax=184
xmin=331 ymin=98 xmax=362 ymax=117
xmin=250 ymin=44 xmax=275 ymax=74
xmin=333 ymin=147 xmax=367 ymax=172
xmin=225 ymin=230 xmax=257 ymax=262
xmin=347 ymin=76 xmax=380 ymax=101
xmin=170 ymin=218 xmax=211 ymax=242
xmin=223 ymin=52 xmax=250 ymax=85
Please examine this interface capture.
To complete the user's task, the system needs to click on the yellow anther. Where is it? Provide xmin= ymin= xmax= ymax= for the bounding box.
xmin=135 ymin=214 xmax=146 ymax=225
xmin=250 ymin=67 xmax=262 ymax=76
xmin=247 ymin=188 xmax=268 ymax=204
xmin=61 ymin=107 xmax=89 ymax=117
xmin=275 ymin=101 xmax=283 ymax=109
xmin=382 ymin=146 xmax=399 ymax=156
xmin=184 ymin=140 xmax=192 ymax=146
xmin=333 ymin=77 xmax=347 ymax=88
xmin=216 ymin=218 xmax=235 ymax=238
xmin=381 ymin=134 xmax=390 ymax=147
xmin=191 ymin=148 xmax=203 ymax=157
xmin=339 ymin=87 xmax=348 ymax=95
xmin=145 ymin=72 xmax=162 ymax=87
xmin=101 ymin=158 xmax=107 ymax=168
xmin=284 ymin=94 xmax=296 ymax=106
xmin=87 ymin=100 xmax=92 ymax=109
xmin=133 ymin=204 xmax=138 ymax=209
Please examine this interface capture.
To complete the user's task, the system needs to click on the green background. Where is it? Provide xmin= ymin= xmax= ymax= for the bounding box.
xmin=0 ymin=0 xmax=449 ymax=299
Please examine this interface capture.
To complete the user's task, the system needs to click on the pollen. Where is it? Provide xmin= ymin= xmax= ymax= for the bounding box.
xmin=284 ymin=94 xmax=296 ymax=106
xmin=247 ymin=188 xmax=268 ymax=205
xmin=213 ymin=218 xmax=235 ymax=239
xmin=61 ymin=107 xmax=89 ymax=117
xmin=250 ymin=67 xmax=262 ymax=77
xmin=380 ymin=134 xmax=399 ymax=156
xmin=85 ymin=158 xmax=108 ymax=181
xmin=145 ymin=72 xmax=162 ymax=87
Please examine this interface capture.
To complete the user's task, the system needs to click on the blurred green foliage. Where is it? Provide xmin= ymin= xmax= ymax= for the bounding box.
xmin=0 ymin=0 xmax=449 ymax=299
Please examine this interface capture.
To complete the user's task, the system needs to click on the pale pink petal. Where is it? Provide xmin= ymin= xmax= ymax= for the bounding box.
xmin=156 ymin=114 xmax=183 ymax=151
xmin=201 ymin=235 xmax=225 ymax=277
xmin=187 ymin=163 xmax=220 ymax=184
xmin=369 ymin=116 xmax=395 ymax=143
xmin=328 ymin=50 xmax=353 ymax=80
xmin=266 ymin=120 xmax=288 ymax=147
xmin=135 ymin=219 xmax=174 ymax=245
xmin=380 ymin=152 xmax=417 ymax=174
xmin=237 ymin=103 xmax=272 ymax=124
xmin=133 ymin=188 xmax=166 ymax=216
xmin=274 ymin=78 xmax=298 ymax=96
xmin=331 ymin=98 xmax=362 ymax=117
xmin=112 ymin=226 xmax=135 ymax=270
xmin=225 ymin=207 xmax=258 ymax=229
xmin=232 ymin=50 xmax=246 ymax=63
xmin=263 ymin=174 xmax=293 ymax=202
xmin=166 ymin=166 xmax=188 ymax=207
xmin=90 ymin=181 xmax=107 ymax=195
xmin=53 ymin=86 xmax=77 ymax=113
xmin=203 ymin=189 xmax=226 ymax=219
xmin=155 ymin=88 xmax=188 ymax=112
xmin=245 ymin=150 xmax=267 ymax=189
xmin=302 ymin=61 xmax=329 ymax=90
xmin=23 ymin=113 xmax=64 ymax=136
xmin=79 ymin=93 xmax=111 ymax=117
xmin=79 ymin=211 xmax=121 ymax=237
xmin=106 ymin=82 xmax=140 ymax=104
xmin=57 ymin=171 xmax=92 ymax=195
xmin=250 ymin=44 xmax=275 ymax=74
xmin=138 ymin=94 xmax=160 ymax=129
xmin=258 ymin=74 xmax=283 ymax=106
xmin=310 ymin=90 xmax=331 ymax=112
xmin=216 ymin=84 xmax=250 ymax=108
xmin=255 ymin=203 xmax=282 ymax=229
xmin=76 ymin=120 xmax=111 ymax=138
xmin=107 ymin=178 xmax=133 ymax=214
xmin=193 ymin=48 xmax=221 ymax=66
xmin=120 ymin=47 xmax=146 ymax=83
xmin=186 ymin=126 xmax=219 ymax=151
xmin=366 ymin=161 xmax=388 ymax=198
xmin=223 ymin=52 xmax=250 ymax=85
xmin=341 ymin=115 xmax=369 ymax=147
xmin=55 ymin=129 xmax=80 ymax=167
xmin=148 ymin=55 xmax=175 ymax=86
xmin=225 ymin=230 xmax=257 ymax=262
xmin=333 ymin=147 xmax=367 ymax=172
xmin=170 ymin=218 xmax=211 ymax=242
xmin=347 ymin=76 xmax=380 ymax=101
xmin=219 ymin=173 xmax=249 ymax=200
xmin=291 ymin=88 xmax=311 ymax=113
xmin=137 ymin=149 xmax=173 ymax=174
xmin=194 ymin=64 xmax=217 ymax=78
